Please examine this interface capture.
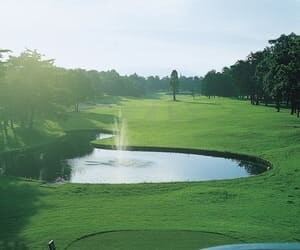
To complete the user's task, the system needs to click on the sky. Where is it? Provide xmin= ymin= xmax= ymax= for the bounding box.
xmin=1 ymin=0 xmax=299 ymax=77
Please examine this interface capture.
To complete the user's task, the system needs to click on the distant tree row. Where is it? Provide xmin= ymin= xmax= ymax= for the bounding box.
xmin=202 ymin=33 xmax=300 ymax=116
xmin=0 ymin=49 xmax=201 ymax=132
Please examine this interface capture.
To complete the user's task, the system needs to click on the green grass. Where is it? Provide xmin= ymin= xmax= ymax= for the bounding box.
xmin=0 ymin=108 xmax=114 ymax=153
xmin=1 ymin=94 xmax=300 ymax=249
xmin=67 ymin=230 xmax=241 ymax=250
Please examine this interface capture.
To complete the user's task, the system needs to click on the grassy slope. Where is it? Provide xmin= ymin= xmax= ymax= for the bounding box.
xmin=0 ymin=110 xmax=114 ymax=153
xmin=1 ymin=95 xmax=300 ymax=249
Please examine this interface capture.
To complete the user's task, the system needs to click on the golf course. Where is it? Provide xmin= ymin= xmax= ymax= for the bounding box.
xmin=1 ymin=94 xmax=299 ymax=249
xmin=1 ymin=1 xmax=300 ymax=249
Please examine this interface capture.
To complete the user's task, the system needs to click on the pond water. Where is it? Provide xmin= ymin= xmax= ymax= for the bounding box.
xmin=0 ymin=131 xmax=266 ymax=184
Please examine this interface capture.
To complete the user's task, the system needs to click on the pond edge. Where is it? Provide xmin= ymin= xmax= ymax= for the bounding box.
xmin=92 ymin=143 xmax=272 ymax=172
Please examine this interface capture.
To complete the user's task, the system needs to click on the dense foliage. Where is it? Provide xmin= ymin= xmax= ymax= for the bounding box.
xmin=202 ymin=33 xmax=300 ymax=116
xmin=0 ymin=50 xmax=201 ymax=132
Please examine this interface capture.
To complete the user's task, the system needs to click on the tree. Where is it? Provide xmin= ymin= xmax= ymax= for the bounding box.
xmin=229 ymin=60 xmax=254 ymax=100
xmin=170 ymin=70 xmax=179 ymax=101
xmin=199 ymin=33 xmax=299 ymax=118
xmin=255 ymin=48 xmax=272 ymax=105
xmin=5 ymin=49 xmax=56 ymax=128
xmin=247 ymin=51 xmax=265 ymax=105
xmin=202 ymin=70 xmax=217 ymax=98
xmin=265 ymin=33 xmax=300 ymax=115
xmin=0 ymin=49 xmax=11 ymax=134
xmin=201 ymin=69 xmax=236 ymax=98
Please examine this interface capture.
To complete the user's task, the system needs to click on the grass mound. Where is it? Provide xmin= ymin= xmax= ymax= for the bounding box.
xmin=67 ymin=230 xmax=241 ymax=250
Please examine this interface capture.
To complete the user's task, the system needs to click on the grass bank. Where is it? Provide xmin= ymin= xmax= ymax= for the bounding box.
xmin=1 ymin=94 xmax=299 ymax=249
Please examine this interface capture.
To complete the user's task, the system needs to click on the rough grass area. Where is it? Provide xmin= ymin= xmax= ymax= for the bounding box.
xmin=0 ymin=94 xmax=300 ymax=249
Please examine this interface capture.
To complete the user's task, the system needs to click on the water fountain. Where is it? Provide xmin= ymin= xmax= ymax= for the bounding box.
xmin=112 ymin=110 xmax=134 ymax=168
xmin=110 ymin=111 xmax=152 ymax=169
xmin=113 ymin=110 xmax=127 ymax=151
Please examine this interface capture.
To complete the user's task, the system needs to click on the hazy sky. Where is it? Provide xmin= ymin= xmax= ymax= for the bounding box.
xmin=1 ymin=0 xmax=299 ymax=77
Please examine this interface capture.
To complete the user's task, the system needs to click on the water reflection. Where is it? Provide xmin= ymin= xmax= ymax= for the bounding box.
xmin=0 ymin=131 xmax=97 ymax=182
xmin=0 ymin=131 xmax=267 ymax=183
xmin=237 ymin=160 xmax=266 ymax=175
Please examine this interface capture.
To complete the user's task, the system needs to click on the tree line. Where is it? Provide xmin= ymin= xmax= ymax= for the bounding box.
xmin=201 ymin=33 xmax=300 ymax=116
xmin=1 ymin=32 xmax=298 ymax=134
xmin=0 ymin=49 xmax=201 ymax=132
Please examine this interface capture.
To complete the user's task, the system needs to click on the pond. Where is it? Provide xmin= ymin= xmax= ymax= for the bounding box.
xmin=0 ymin=131 xmax=267 ymax=184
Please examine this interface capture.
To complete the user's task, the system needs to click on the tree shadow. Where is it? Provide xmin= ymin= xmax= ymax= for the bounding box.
xmin=96 ymin=95 xmax=123 ymax=105
xmin=0 ymin=176 xmax=42 ymax=249
xmin=165 ymin=99 xmax=182 ymax=102
xmin=139 ymin=93 xmax=162 ymax=100
xmin=114 ymin=93 xmax=162 ymax=101
xmin=0 ymin=112 xmax=117 ymax=153
xmin=184 ymin=101 xmax=220 ymax=105
xmin=82 ymin=113 xmax=116 ymax=125
xmin=0 ymin=129 xmax=5 ymax=150
xmin=0 ymin=128 xmax=53 ymax=152
xmin=55 ymin=112 xmax=116 ymax=133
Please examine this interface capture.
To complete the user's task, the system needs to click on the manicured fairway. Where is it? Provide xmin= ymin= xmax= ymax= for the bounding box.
xmin=0 ymin=94 xmax=299 ymax=249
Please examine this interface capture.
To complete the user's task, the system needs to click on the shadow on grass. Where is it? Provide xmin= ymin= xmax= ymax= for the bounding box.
xmin=115 ymin=93 xmax=162 ymax=101
xmin=0 ymin=112 xmax=117 ymax=153
xmin=56 ymin=112 xmax=116 ymax=132
xmin=139 ymin=93 xmax=162 ymax=100
xmin=0 ymin=177 xmax=42 ymax=249
xmin=82 ymin=113 xmax=115 ymax=125
xmin=96 ymin=95 xmax=123 ymax=105
xmin=0 ymin=128 xmax=53 ymax=153
xmin=164 ymin=99 xmax=220 ymax=105
xmin=184 ymin=101 xmax=220 ymax=105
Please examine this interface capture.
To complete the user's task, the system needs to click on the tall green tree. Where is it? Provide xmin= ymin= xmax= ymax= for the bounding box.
xmin=246 ymin=51 xmax=265 ymax=105
xmin=202 ymin=69 xmax=236 ymax=98
xmin=63 ymin=69 xmax=95 ymax=112
xmin=255 ymin=48 xmax=272 ymax=105
xmin=170 ymin=70 xmax=179 ymax=101
xmin=264 ymin=33 xmax=300 ymax=114
xmin=5 ymin=49 xmax=56 ymax=128
xmin=229 ymin=60 xmax=254 ymax=100
xmin=0 ymin=49 xmax=11 ymax=133
xmin=202 ymin=70 xmax=217 ymax=98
